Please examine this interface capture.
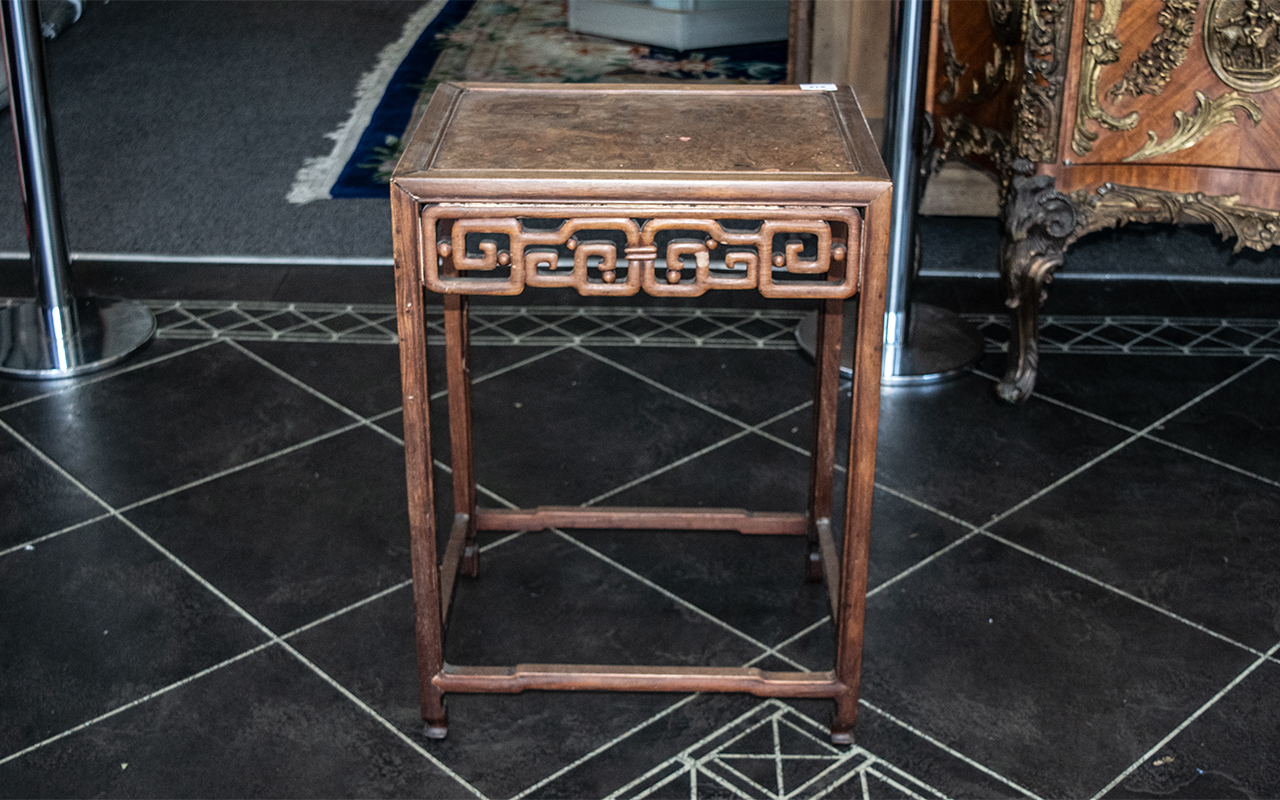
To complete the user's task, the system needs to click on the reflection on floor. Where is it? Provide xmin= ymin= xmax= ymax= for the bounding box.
xmin=2 ymin=274 xmax=1279 ymax=799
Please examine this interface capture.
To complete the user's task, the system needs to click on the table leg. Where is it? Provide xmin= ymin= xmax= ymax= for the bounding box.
xmin=831 ymin=192 xmax=889 ymax=744
xmin=806 ymin=298 xmax=844 ymax=583
xmin=392 ymin=186 xmax=448 ymax=737
xmin=444 ymin=294 xmax=480 ymax=577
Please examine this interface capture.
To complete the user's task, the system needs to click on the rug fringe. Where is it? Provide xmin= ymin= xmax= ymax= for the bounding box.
xmin=287 ymin=0 xmax=450 ymax=204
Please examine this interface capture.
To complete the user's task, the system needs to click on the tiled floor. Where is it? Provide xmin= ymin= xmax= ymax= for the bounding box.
xmin=3 ymin=274 xmax=1280 ymax=799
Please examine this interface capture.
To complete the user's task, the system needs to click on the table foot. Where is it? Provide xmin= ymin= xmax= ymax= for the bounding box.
xmin=805 ymin=546 xmax=823 ymax=583
xmin=423 ymin=716 xmax=449 ymax=740
xmin=461 ymin=544 xmax=479 ymax=578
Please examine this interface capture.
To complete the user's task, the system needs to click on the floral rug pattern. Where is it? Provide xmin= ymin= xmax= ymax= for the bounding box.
xmin=336 ymin=0 xmax=787 ymax=196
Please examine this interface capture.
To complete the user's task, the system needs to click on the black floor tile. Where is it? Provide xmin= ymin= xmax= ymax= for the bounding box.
xmin=588 ymin=346 xmax=819 ymax=425
xmin=449 ymin=532 xmax=763 ymax=667
xmin=1156 ymin=356 xmax=1280 ymax=484
xmin=579 ymin=433 xmax=972 ymax=647
xmin=0 ymin=426 xmax=105 ymax=551
xmin=289 ymin=586 xmax=750 ymax=800
xmin=1011 ymin=354 xmax=1256 ymax=431
xmin=798 ymin=697 xmax=1030 ymax=799
xmin=874 ymin=375 xmax=1131 ymax=525
xmin=240 ymin=340 xmax=404 ymax=420
xmin=444 ymin=347 xmax=744 ymax=508
xmin=822 ymin=535 xmax=1256 ymax=799
xmin=0 ymin=341 xmax=355 ymax=507
xmin=123 ymin=426 xmax=412 ymax=634
xmin=0 ymin=518 xmax=266 ymax=758
xmin=0 ymin=338 xmax=197 ymax=411
xmin=990 ymin=437 xmax=1280 ymax=650
xmin=0 ymin=647 xmax=471 ymax=799
xmin=765 ymin=373 xmax=1130 ymax=526
xmin=1104 ymin=657 xmax=1280 ymax=799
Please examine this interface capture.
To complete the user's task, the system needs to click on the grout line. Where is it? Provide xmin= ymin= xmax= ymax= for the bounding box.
xmin=1089 ymin=639 xmax=1280 ymax=800
xmin=976 ymin=355 xmax=1268 ymax=534
xmin=279 ymin=579 xmax=414 ymax=641
xmin=511 ymin=618 xmax=834 ymax=799
xmin=980 ymin=531 xmax=1268 ymax=658
xmin=0 ymin=339 xmax=219 ymax=414
xmin=602 ymin=701 xmax=785 ymax=800
xmin=573 ymin=345 xmax=772 ymax=435
xmin=119 ymin=517 xmax=487 ymax=797
xmin=0 ymin=510 xmax=115 ymax=558
xmin=113 ymin=419 xmax=371 ymax=515
xmin=478 ymin=530 xmax=527 ymax=554
xmin=969 ymin=367 xmax=1142 ymax=436
xmin=742 ymin=615 xmax=832 ymax=670
xmin=432 ymin=458 xmax=519 ymax=509
xmin=856 ymin=699 xmax=1046 ymax=800
xmin=0 ymin=640 xmax=278 ymax=768
xmin=507 ymin=694 xmax=704 ymax=800
xmin=865 ymin=529 xmax=983 ymax=599
xmin=579 ymin=399 xmax=814 ymax=508
xmin=277 ymin=641 xmax=490 ymax=799
xmin=871 ymin=481 xmax=979 ymax=531
xmin=550 ymin=529 xmax=811 ymax=671
xmin=0 ymin=416 xmax=485 ymax=795
xmin=426 ymin=344 xmax=570 ymax=402
xmin=0 ymin=419 xmax=116 ymax=518
xmin=224 ymin=339 xmax=404 ymax=447
xmin=1144 ymin=433 xmax=1280 ymax=491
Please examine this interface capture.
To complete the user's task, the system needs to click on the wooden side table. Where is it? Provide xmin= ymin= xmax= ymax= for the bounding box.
xmin=391 ymin=83 xmax=891 ymax=743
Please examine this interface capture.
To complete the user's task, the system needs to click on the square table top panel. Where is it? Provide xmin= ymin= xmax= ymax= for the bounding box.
xmin=393 ymin=83 xmax=889 ymax=205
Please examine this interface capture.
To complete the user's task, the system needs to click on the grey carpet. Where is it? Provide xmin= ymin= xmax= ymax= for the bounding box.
xmin=0 ymin=0 xmax=1274 ymax=283
xmin=0 ymin=0 xmax=420 ymax=258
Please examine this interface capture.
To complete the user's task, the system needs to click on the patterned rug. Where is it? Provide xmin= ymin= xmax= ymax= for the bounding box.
xmin=288 ymin=0 xmax=787 ymax=203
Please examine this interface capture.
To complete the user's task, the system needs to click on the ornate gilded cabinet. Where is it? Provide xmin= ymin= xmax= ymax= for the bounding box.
xmin=926 ymin=0 xmax=1280 ymax=401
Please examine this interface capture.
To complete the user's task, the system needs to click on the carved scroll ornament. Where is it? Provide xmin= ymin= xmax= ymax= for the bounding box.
xmin=937 ymin=114 xmax=1014 ymax=197
xmin=1124 ymin=89 xmax=1262 ymax=161
xmin=1073 ymin=0 xmax=1140 ymax=156
xmin=1109 ymin=0 xmax=1201 ymax=100
xmin=1205 ymin=0 xmax=1280 ymax=92
xmin=421 ymin=206 xmax=859 ymax=299
xmin=937 ymin=0 xmax=970 ymax=105
xmin=997 ymin=160 xmax=1078 ymax=403
xmin=1015 ymin=0 xmax=1073 ymax=162
xmin=997 ymin=167 xmax=1280 ymax=402
xmin=1070 ymin=182 xmax=1280 ymax=251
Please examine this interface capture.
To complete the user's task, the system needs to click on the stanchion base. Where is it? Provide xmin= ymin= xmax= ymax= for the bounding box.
xmin=795 ymin=302 xmax=984 ymax=385
xmin=0 ymin=297 xmax=156 ymax=379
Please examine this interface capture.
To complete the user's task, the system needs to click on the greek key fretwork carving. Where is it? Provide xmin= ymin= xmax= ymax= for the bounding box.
xmin=419 ymin=206 xmax=860 ymax=299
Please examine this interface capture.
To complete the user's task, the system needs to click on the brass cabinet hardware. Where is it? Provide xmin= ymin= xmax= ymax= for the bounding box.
xmin=1073 ymin=0 xmax=1140 ymax=155
xmin=1109 ymin=0 xmax=1200 ymax=100
xmin=1124 ymin=89 xmax=1262 ymax=161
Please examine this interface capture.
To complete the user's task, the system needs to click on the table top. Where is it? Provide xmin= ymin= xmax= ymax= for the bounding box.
xmin=393 ymin=83 xmax=889 ymax=205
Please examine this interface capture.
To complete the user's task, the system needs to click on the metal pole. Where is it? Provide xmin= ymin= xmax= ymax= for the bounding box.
xmin=0 ymin=0 xmax=153 ymax=379
xmin=877 ymin=0 xmax=982 ymax=386
xmin=880 ymin=0 xmax=924 ymax=380
xmin=795 ymin=0 xmax=981 ymax=383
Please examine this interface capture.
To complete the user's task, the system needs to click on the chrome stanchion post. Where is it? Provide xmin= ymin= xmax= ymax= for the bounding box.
xmin=795 ymin=0 xmax=983 ymax=383
xmin=879 ymin=0 xmax=982 ymax=386
xmin=0 ymin=0 xmax=153 ymax=379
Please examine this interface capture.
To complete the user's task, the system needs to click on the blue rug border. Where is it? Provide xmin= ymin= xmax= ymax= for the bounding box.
xmin=330 ymin=0 xmax=477 ymax=199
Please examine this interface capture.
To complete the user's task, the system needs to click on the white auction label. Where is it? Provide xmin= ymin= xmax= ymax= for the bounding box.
xmin=799 ymin=83 xmax=838 ymax=91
